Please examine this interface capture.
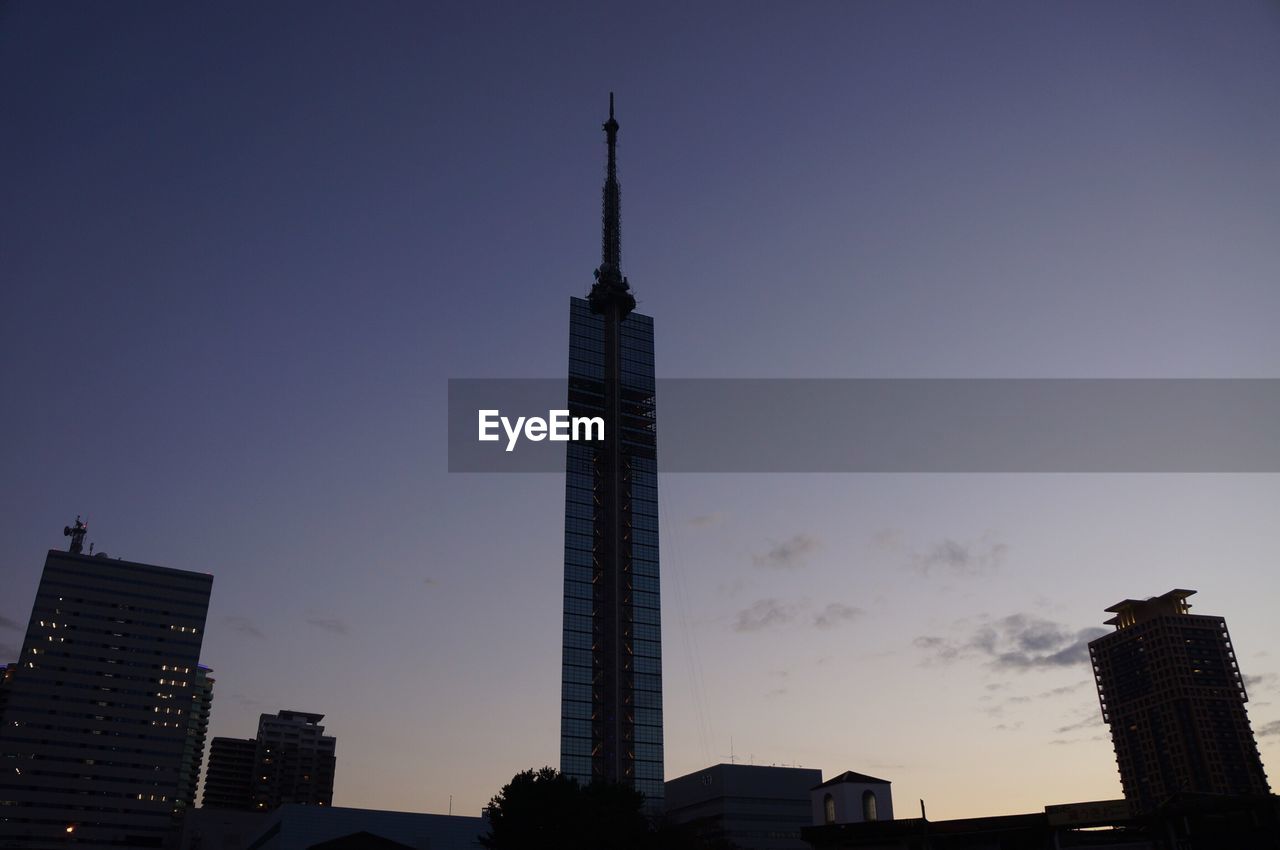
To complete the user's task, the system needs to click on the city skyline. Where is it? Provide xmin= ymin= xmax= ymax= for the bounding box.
xmin=2 ymin=0 xmax=1280 ymax=824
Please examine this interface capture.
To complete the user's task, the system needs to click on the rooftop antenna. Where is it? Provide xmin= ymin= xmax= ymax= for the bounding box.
xmin=63 ymin=516 xmax=87 ymax=555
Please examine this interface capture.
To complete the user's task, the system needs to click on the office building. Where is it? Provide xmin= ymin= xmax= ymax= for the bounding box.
xmin=1088 ymin=589 xmax=1271 ymax=813
xmin=0 ymin=541 xmax=213 ymax=848
xmin=559 ymin=94 xmax=663 ymax=809
xmin=202 ymin=711 xmax=336 ymax=812
xmin=665 ymin=764 xmax=822 ymax=850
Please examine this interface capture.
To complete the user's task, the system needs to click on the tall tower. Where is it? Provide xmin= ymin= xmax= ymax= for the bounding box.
xmin=1089 ymin=589 xmax=1271 ymax=813
xmin=0 ymin=540 xmax=213 ymax=848
xmin=560 ymin=95 xmax=663 ymax=810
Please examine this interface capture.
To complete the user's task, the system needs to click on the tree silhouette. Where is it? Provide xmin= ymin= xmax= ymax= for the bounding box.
xmin=481 ymin=767 xmax=652 ymax=850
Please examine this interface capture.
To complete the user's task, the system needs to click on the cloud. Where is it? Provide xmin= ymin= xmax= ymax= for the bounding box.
xmin=814 ymin=603 xmax=863 ymax=629
xmin=423 ymin=577 xmax=438 ymax=587
xmin=223 ymin=616 xmax=265 ymax=640
xmin=0 ymin=615 xmax=22 ymax=632
xmin=909 ymin=535 xmax=1007 ymax=578
xmin=1257 ymin=720 xmax=1280 ymax=738
xmin=688 ymin=513 xmax=726 ymax=528
xmin=914 ymin=614 xmax=1107 ymax=672
xmin=0 ymin=642 xmax=17 ymax=661
xmin=733 ymin=599 xmax=796 ymax=632
xmin=1244 ymin=673 xmax=1277 ymax=693
xmin=1037 ymin=681 xmax=1091 ymax=699
xmin=752 ymin=534 xmax=818 ymax=569
xmin=765 ymin=687 xmax=788 ymax=698
xmin=1055 ymin=714 xmax=1104 ymax=735
xmin=306 ymin=616 xmax=349 ymax=635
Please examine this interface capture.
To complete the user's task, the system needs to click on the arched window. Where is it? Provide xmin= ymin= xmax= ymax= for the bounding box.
xmin=823 ymin=793 xmax=835 ymax=824
xmin=862 ymin=789 xmax=878 ymax=822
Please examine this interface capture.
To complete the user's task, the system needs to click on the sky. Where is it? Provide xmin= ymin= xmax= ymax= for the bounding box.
xmin=2 ymin=0 xmax=1280 ymax=822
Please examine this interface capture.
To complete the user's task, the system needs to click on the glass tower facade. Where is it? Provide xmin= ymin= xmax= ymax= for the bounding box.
xmin=560 ymin=97 xmax=663 ymax=809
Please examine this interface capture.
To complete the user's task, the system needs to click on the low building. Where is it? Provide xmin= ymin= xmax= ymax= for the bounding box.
xmin=239 ymin=805 xmax=484 ymax=850
xmin=801 ymin=794 xmax=1280 ymax=849
xmin=811 ymin=771 xmax=893 ymax=826
xmin=665 ymin=763 xmax=822 ymax=850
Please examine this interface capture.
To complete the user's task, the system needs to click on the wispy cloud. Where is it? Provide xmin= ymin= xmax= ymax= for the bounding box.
xmin=1036 ymin=681 xmax=1090 ymax=699
xmin=688 ymin=512 xmax=726 ymax=528
xmin=0 ymin=615 xmax=22 ymax=632
xmin=1257 ymin=719 xmax=1280 ymax=738
xmin=909 ymin=535 xmax=1007 ymax=577
xmin=814 ymin=603 xmax=863 ymax=629
xmin=0 ymin=642 xmax=17 ymax=660
xmin=915 ymin=614 xmax=1106 ymax=671
xmin=1055 ymin=714 xmax=1104 ymax=735
xmin=223 ymin=616 xmax=265 ymax=640
xmin=305 ymin=616 xmax=349 ymax=635
xmin=1244 ymin=673 xmax=1277 ymax=693
xmin=423 ymin=577 xmax=438 ymax=587
xmin=752 ymin=534 xmax=818 ymax=569
xmin=733 ymin=599 xmax=797 ymax=632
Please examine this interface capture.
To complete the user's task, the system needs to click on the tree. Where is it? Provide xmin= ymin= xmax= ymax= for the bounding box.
xmin=481 ymin=767 xmax=652 ymax=850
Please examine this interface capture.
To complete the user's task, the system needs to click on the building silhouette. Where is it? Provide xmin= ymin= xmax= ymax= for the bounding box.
xmin=1088 ymin=589 xmax=1271 ymax=813
xmin=0 ymin=542 xmax=213 ymax=848
xmin=202 ymin=736 xmax=258 ymax=809
xmin=202 ymin=710 xmax=336 ymax=811
xmin=559 ymin=94 xmax=663 ymax=809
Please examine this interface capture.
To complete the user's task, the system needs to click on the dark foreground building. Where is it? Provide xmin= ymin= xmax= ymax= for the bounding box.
xmin=559 ymin=95 xmax=663 ymax=810
xmin=0 ymin=544 xmax=213 ymax=848
xmin=1088 ymin=589 xmax=1271 ymax=814
xmin=801 ymin=795 xmax=1280 ymax=849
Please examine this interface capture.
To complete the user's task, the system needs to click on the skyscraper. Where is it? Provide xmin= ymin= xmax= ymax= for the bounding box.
xmin=0 ymin=541 xmax=213 ymax=848
xmin=559 ymin=95 xmax=663 ymax=810
xmin=1088 ymin=589 xmax=1271 ymax=813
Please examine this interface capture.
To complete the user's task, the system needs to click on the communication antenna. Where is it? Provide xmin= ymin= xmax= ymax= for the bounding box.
xmin=63 ymin=516 xmax=88 ymax=555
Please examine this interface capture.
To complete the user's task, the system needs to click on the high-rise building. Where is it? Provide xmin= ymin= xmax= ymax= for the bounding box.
xmin=202 ymin=736 xmax=257 ymax=810
xmin=202 ymin=711 xmax=336 ymax=812
xmin=559 ymin=95 xmax=663 ymax=810
xmin=0 ymin=542 xmax=213 ymax=848
xmin=1088 ymin=589 xmax=1271 ymax=813
xmin=251 ymin=710 xmax=336 ymax=810
xmin=176 ymin=665 xmax=215 ymax=814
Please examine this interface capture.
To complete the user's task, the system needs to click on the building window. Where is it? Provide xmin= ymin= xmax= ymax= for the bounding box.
xmin=824 ymin=794 xmax=835 ymax=825
xmin=862 ymin=790 xmax=877 ymax=822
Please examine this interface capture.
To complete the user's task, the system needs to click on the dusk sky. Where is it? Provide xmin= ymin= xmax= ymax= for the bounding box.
xmin=3 ymin=1 xmax=1280 ymax=822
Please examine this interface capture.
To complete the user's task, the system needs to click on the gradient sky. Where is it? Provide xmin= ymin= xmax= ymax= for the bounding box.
xmin=3 ymin=0 xmax=1280 ymax=822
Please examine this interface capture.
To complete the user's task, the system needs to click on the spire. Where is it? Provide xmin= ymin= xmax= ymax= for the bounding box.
xmin=590 ymin=92 xmax=635 ymax=315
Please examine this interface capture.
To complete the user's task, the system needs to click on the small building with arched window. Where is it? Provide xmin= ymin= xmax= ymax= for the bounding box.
xmin=810 ymin=771 xmax=893 ymax=826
